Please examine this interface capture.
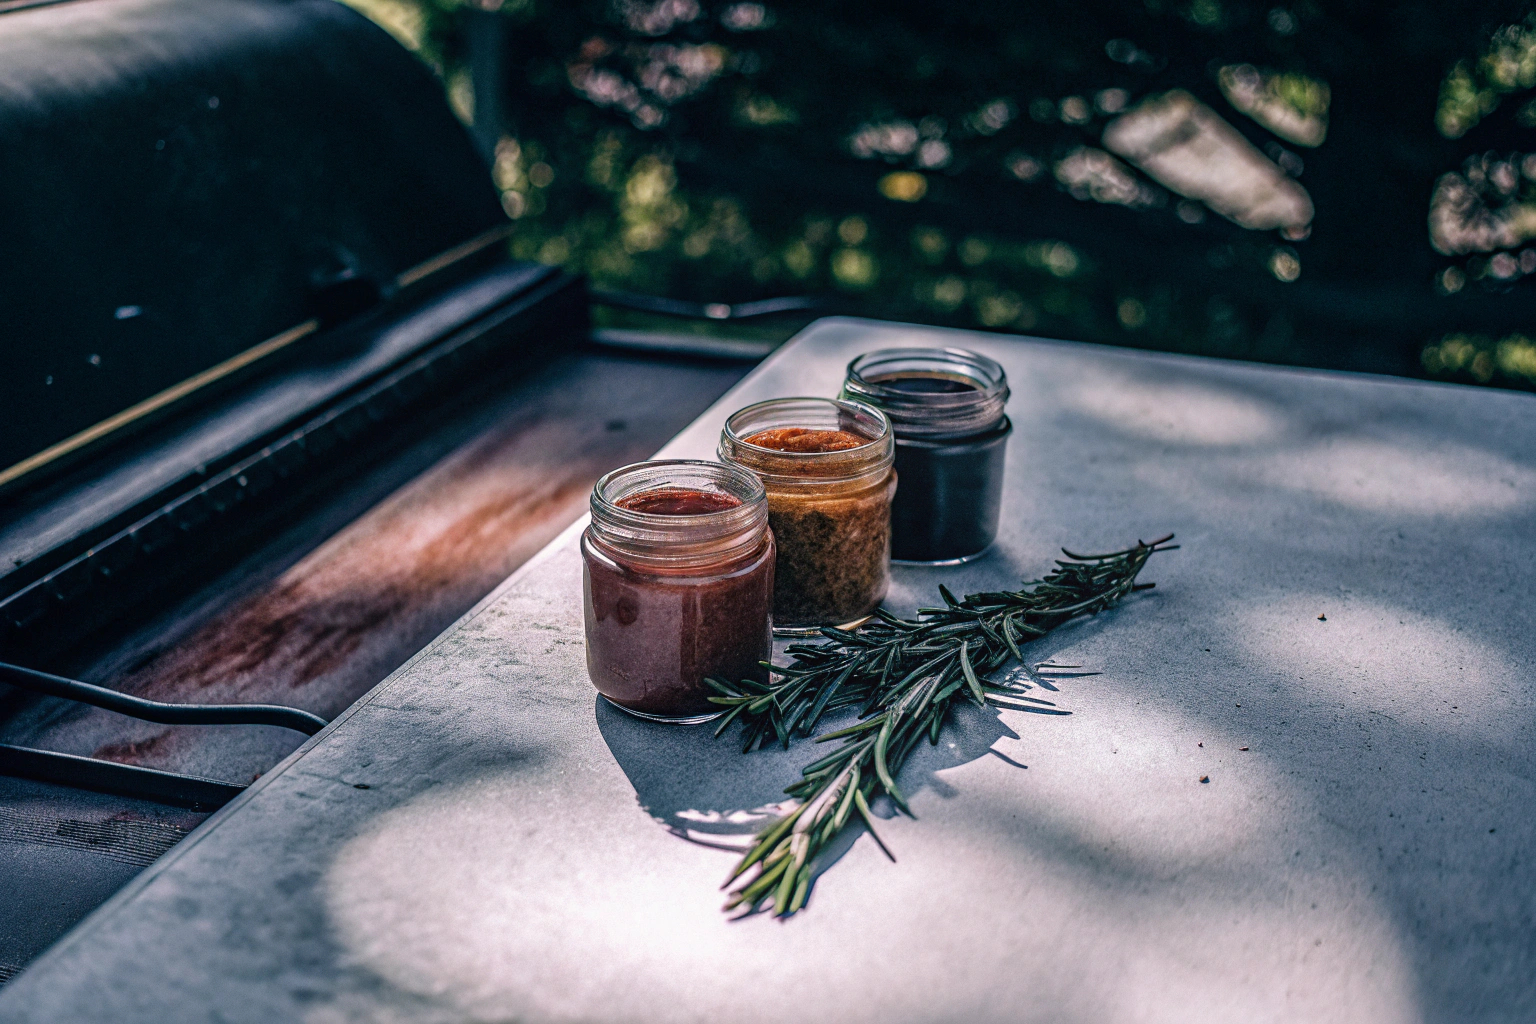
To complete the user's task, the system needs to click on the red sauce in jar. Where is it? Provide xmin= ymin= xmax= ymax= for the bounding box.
xmin=615 ymin=488 xmax=742 ymax=515
xmin=584 ymin=483 xmax=773 ymax=718
xmin=743 ymin=427 xmax=869 ymax=453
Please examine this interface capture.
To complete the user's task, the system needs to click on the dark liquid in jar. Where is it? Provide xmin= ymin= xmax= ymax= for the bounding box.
xmin=616 ymin=489 xmax=742 ymax=515
xmin=867 ymin=371 xmax=981 ymax=395
xmin=744 ymin=427 xmax=869 ymax=453
xmin=888 ymin=419 xmax=1010 ymax=561
xmin=853 ymin=362 xmax=1009 ymax=562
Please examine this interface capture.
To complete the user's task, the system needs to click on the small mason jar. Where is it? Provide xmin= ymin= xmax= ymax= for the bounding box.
xmin=841 ymin=347 xmax=1011 ymax=564
xmin=582 ymin=459 xmax=774 ymax=723
xmin=718 ymin=397 xmax=895 ymax=632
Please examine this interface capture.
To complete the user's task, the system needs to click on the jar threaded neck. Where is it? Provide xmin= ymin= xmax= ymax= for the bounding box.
xmin=719 ymin=397 xmax=894 ymax=487
xmin=842 ymin=347 xmax=1008 ymax=439
xmin=589 ymin=460 xmax=768 ymax=569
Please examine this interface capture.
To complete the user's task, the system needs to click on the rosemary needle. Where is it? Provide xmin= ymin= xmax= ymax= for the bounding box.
xmin=705 ymin=533 xmax=1175 ymax=917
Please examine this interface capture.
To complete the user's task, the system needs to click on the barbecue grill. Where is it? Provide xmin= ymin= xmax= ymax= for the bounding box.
xmin=0 ymin=0 xmax=760 ymax=980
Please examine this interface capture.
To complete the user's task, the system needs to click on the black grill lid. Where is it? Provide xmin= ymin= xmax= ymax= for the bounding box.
xmin=0 ymin=0 xmax=507 ymax=476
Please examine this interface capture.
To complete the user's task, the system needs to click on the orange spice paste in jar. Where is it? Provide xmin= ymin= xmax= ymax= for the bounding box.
xmin=719 ymin=398 xmax=896 ymax=630
xmin=742 ymin=428 xmax=868 ymax=453
xmin=582 ymin=462 xmax=774 ymax=722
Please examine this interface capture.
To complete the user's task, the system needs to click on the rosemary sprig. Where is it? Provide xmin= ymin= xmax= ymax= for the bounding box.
xmin=706 ymin=534 xmax=1176 ymax=916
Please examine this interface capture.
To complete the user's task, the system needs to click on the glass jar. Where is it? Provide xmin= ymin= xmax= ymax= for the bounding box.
xmin=582 ymin=459 xmax=774 ymax=723
xmin=841 ymin=347 xmax=1011 ymax=564
xmin=718 ymin=397 xmax=895 ymax=632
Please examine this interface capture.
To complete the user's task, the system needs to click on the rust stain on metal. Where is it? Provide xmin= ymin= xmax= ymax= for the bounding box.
xmin=110 ymin=390 xmax=734 ymax=757
xmin=124 ymin=420 xmax=614 ymax=715
xmin=94 ymin=729 xmax=181 ymax=766
xmin=56 ymin=356 xmax=748 ymax=770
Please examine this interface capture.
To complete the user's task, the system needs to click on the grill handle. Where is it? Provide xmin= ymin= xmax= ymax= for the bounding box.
xmin=0 ymin=662 xmax=328 ymax=736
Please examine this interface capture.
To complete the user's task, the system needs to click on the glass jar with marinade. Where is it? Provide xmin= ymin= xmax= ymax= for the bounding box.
xmin=582 ymin=459 xmax=774 ymax=722
xmin=718 ymin=397 xmax=895 ymax=632
xmin=841 ymin=347 xmax=1010 ymax=563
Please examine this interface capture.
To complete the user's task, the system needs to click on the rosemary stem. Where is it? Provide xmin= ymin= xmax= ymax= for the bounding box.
xmin=709 ymin=534 xmax=1173 ymax=916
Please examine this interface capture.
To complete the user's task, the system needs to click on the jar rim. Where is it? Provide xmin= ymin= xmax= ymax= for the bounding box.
xmin=721 ymin=396 xmax=891 ymax=455
xmin=592 ymin=459 xmax=765 ymax=524
xmin=842 ymin=347 xmax=1009 ymax=439
xmin=719 ymin=397 xmax=895 ymax=486
xmin=589 ymin=460 xmax=769 ymax=567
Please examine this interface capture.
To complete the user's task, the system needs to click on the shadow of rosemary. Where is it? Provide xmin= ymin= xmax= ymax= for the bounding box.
xmin=597 ymin=536 xmax=1174 ymax=918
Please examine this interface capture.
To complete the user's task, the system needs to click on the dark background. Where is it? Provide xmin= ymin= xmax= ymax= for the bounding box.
xmin=350 ymin=0 xmax=1536 ymax=391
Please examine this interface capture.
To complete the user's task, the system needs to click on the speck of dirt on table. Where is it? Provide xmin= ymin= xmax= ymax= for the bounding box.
xmin=1199 ymin=775 xmax=1210 ymax=784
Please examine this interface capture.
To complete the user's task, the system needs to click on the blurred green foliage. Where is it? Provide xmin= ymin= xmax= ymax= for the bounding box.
xmin=344 ymin=0 xmax=1536 ymax=390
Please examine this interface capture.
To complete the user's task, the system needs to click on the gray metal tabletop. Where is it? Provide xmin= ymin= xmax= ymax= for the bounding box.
xmin=3 ymin=318 xmax=1533 ymax=1023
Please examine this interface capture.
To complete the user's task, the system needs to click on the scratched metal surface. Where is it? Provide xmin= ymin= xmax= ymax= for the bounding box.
xmin=0 ymin=775 xmax=208 ymax=977
xmin=3 ymin=318 xmax=1533 ymax=1022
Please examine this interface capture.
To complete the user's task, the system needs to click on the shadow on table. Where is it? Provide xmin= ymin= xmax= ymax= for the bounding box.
xmin=595 ymin=656 xmax=1082 ymax=907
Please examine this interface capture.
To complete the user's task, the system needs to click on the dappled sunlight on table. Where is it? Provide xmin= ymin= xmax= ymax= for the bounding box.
xmin=1061 ymin=369 xmax=1289 ymax=446
xmin=1234 ymin=594 xmax=1526 ymax=738
xmin=1254 ymin=438 xmax=1536 ymax=517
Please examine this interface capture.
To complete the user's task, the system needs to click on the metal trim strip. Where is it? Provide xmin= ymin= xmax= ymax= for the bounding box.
xmin=0 ymin=270 xmax=581 ymax=639
xmin=395 ymin=223 xmax=514 ymax=289
xmin=0 ymin=321 xmax=320 ymax=491
xmin=0 ymin=222 xmax=515 ymax=492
